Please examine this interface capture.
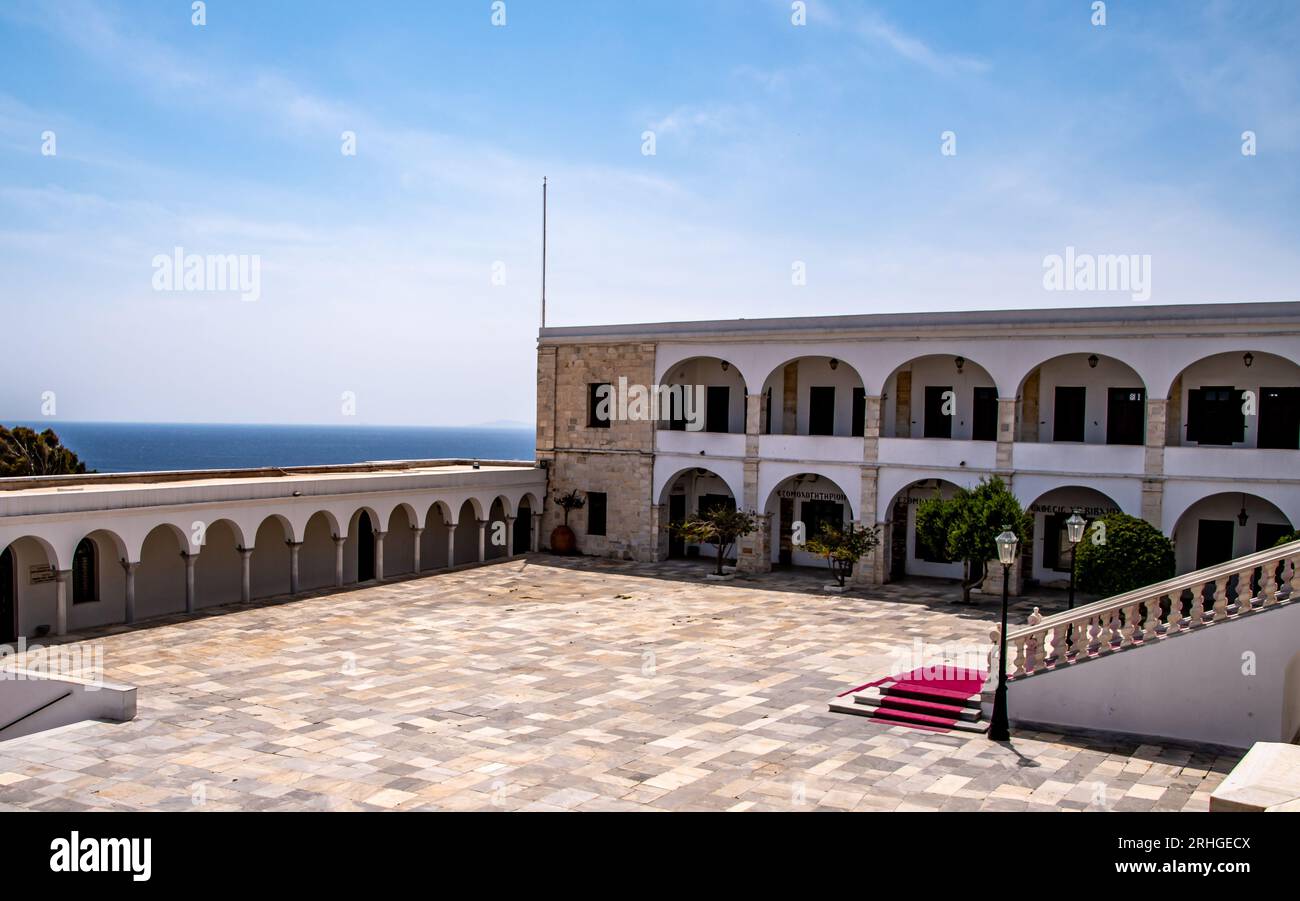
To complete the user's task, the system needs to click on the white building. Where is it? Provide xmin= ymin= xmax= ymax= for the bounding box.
xmin=536 ymin=301 xmax=1300 ymax=586
xmin=0 ymin=460 xmax=545 ymax=640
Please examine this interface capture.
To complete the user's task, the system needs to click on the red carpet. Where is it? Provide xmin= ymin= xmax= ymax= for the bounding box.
xmin=835 ymin=666 xmax=987 ymax=733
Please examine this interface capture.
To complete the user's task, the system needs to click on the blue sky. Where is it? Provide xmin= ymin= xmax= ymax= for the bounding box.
xmin=1 ymin=0 xmax=1297 ymax=426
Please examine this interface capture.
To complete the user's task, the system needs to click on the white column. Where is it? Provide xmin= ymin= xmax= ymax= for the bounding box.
xmin=505 ymin=516 xmax=516 ymax=556
xmin=531 ymin=513 xmax=542 ymax=553
xmin=121 ymin=560 xmax=138 ymax=624
xmin=55 ymin=569 xmax=70 ymax=636
xmin=373 ymin=530 xmax=386 ymax=581
xmin=183 ymin=553 xmax=197 ymax=613
xmin=288 ymin=541 xmax=302 ymax=593
xmin=333 ymin=536 xmax=346 ymax=587
xmin=412 ymin=526 xmax=424 ymax=573
xmin=477 ymin=520 xmax=487 ymax=563
xmin=238 ymin=548 xmax=252 ymax=602
xmin=446 ymin=527 xmax=456 ymax=568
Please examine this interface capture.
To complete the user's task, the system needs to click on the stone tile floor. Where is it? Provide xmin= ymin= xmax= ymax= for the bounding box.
xmin=0 ymin=556 xmax=1241 ymax=811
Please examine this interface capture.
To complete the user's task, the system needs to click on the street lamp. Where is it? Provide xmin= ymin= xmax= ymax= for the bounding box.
xmin=1065 ymin=510 xmax=1086 ymax=611
xmin=989 ymin=527 xmax=1019 ymax=742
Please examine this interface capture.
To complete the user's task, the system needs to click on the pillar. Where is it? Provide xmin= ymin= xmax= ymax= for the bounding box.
xmin=183 ymin=553 xmax=196 ymax=613
xmin=333 ymin=535 xmax=345 ymax=587
xmin=54 ymin=569 xmax=70 ymax=636
xmin=1142 ymin=397 xmax=1167 ymax=528
xmin=863 ymin=394 xmax=881 ymax=463
xmin=476 ymin=520 xmax=487 ymax=562
xmin=738 ymin=513 xmax=772 ymax=574
xmin=372 ymin=531 xmax=385 ymax=581
xmin=412 ymin=526 xmax=424 ymax=573
xmin=238 ymin=547 xmax=252 ymax=602
xmin=505 ymin=516 xmax=516 ymax=555
xmin=851 ymin=465 xmax=884 ymax=586
xmin=996 ymin=397 xmax=1016 ymax=471
xmin=744 ymin=392 xmax=762 ymax=456
xmin=531 ymin=513 xmax=542 ymax=552
xmin=121 ymin=560 xmax=138 ymax=624
xmin=446 ymin=527 xmax=456 ymax=568
xmin=286 ymin=540 xmax=302 ymax=593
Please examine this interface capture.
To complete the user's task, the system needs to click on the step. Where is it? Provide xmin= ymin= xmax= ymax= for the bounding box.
xmin=852 ymin=687 xmax=981 ymax=722
xmin=880 ymin=682 xmax=983 ymax=709
xmin=828 ymin=697 xmax=990 ymax=734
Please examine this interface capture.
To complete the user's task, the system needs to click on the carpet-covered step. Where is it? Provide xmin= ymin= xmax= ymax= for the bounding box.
xmin=853 ymin=686 xmax=982 ymax=722
xmin=828 ymin=694 xmax=990 ymax=733
xmin=878 ymin=682 xmax=983 ymax=710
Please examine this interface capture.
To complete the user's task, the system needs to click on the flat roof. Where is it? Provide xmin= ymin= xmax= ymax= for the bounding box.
xmin=538 ymin=300 xmax=1300 ymax=342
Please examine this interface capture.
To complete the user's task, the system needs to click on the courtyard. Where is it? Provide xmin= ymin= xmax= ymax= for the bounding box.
xmin=0 ymin=556 xmax=1240 ymax=812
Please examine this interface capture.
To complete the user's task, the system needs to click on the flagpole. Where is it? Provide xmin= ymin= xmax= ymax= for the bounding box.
xmin=540 ymin=176 xmax=547 ymax=329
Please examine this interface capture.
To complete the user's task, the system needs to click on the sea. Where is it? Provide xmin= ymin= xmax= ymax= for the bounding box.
xmin=6 ymin=421 xmax=536 ymax=474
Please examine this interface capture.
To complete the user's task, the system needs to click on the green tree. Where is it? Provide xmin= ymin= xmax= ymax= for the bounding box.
xmin=805 ymin=522 xmax=881 ymax=587
xmin=1074 ymin=512 xmax=1175 ymax=597
xmin=1272 ymin=530 xmax=1300 ymax=548
xmin=671 ymin=505 xmax=757 ymax=576
xmin=552 ymin=489 xmax=585 ymax=525
xmin=0 ymin=426 xmax=88 ymax=476
xmin=914 ymin=477 xmax=1030 ymax=602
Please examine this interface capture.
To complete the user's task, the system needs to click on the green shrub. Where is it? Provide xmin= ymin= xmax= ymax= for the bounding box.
xmin=1074 ymin=513 xmax=1175 ymax=597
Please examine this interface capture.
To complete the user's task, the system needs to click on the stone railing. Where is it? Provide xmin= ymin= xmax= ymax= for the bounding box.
xmin=997 ymin=539 xmax=1300 ymax=680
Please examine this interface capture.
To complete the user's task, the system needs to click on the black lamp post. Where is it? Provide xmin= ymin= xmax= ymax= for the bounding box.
xmin=989 ymin=528 xmax=1019 ymax=742
xmin=1065 ymin=510 xmax=1086 ymax=611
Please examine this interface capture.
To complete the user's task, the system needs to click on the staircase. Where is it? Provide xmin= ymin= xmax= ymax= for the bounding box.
xmin=829 ymin=679 xmax=989 ymax=733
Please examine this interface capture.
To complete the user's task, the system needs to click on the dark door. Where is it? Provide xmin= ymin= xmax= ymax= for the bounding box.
xmin=1187 ymin=387 xmax=1245 ymax=445
xmin=851 ymin=387 xmax=866 ymax=437
xmin=0 ymin=545 xmax=15 ymax=644
xmin=923 ymin=386 xmax=953 ymax=438
xmin=705 ymin=386 xmax=730 ymax=433
xmin=1106 ymin=387 xmax=1145 ymax=445
xmin=1195 ymin=520 xmax=1235 ymax=570
xmin=1256 ymin=522 xmax=1292 ymax=552
xmin=778 ymin=497 xmax=795 ymax=566
xmin=972 ymin=387 xmax=998 ymax=441
xmin=668 ymin=495 xmax=686 ymax=558
xmin=1258 ymin=387 xmax=1300 ymax=450
xmin=357 ymin=512 xmax=376 ymax=581
xmin=1054 ymin=386 xmax=1087 ymax=442
xmin=513 ymin=507 xmax=531 ymax=553
xmin=808 ymin=387 xmax=835 ymax=436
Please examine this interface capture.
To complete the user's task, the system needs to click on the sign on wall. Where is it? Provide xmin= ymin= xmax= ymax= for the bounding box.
xmin=29 ymin=564 xmax=55 ymax=585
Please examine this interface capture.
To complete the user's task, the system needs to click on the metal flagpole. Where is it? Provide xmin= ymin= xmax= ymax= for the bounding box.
xmin=541 ymin=176 xmax=547 ymax=328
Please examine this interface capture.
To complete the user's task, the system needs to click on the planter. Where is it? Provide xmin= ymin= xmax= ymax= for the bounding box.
xmin=550 ymin=524 xmax=576 ymax=555
xmin=822 ymin=583 xmax=849 ymax=594
xmin=706 ymin=573 xmax=735 ymax=582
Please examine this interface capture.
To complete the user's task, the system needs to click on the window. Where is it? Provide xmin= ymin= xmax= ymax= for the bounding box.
xmin=705 ymin=386 xmax=730 ymax=433
xmin=1258 ymin=387 xmax=1300 ymax=450
xmin=72 ymin=538 xmax=97 ymax=604
xmin=801 ymin=500 xmax=844 ymax=543
xmin=1053 ymin=386 xmax=1086 ymax=442
xmin=763 ymin=387 xmax=772 ymax=435
xmin=972 ymin=387 xmax=998 ymax=441
xmin=1187 ymin=386 xmax=1245 ymax=446
xmin=923 ymin=386 xmax=953 ymax=439
xmin=587 ymin=382 xmax=611 ymax=429
xmin=851 ymin=387 xmax=866 ymax=437
xmin=808 ymin=387 xmax=835 ymax=436
xmin=698 ymin=493 xmax=736 ymax=515
xmin=1106 ymin=388 xmax=1145 ymax=445
xmin=587 ymin=492 xmax=607 ymax=536
xmin=1040 ymin=514 xmax=1079 ymax=573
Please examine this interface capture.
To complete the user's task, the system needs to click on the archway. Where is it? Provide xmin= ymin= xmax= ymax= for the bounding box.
xmin=882 ymin=478 xmax=966 ymax=582
xmin=1167 ymin=351 xmax=1300 ymax=449
xmin=882 ymin=355 xmax=997 ymax=440
xmin=421 ymin=502 xmax=453 ymax=571
xmin=250 ymin=515 xmax=292 ymax=599
xmin=385 ymin=505 xmax=417 ymax=577
xmin=135 ymin=524 xmax=189 ymax=620
xmin=195 ymin=520 xmax=243 ymax=609
xmin=0 ymin=536 xmax=59 ymax=640
xmin=453 ymin=500 xmax=481 ymax=566
xmin=345 ymin=508 xmax=379 ymax=583
xmin=1171 ymin=492 xmax=1294 ymax=574
xmin=659 ymin=467 xmax=737 ymax=561
xmin=759 ymin=356 xmax=866 ymax=437
xmin=1015 ymin=353 xmax=1147 ymax=444
xmin=485 ymin=497 xmax=510 ymax=560
xmin=763 ymin=472 xmax=855 ymax=567
xmin=657 ymin=356 xmax=748 ymax=433
xmin=299 ymin=511 xmax=338 ymax=591
xmin=514 ymin=494 xmax=538 ymax=554
xmin=1023 ymin=486 xmax=1124 ymax=588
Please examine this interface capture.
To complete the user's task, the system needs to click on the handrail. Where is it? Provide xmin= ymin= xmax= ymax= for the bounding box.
xmin=1008 ymin=538 xmax=1300 ymax=639
xmin=0 ymin=689 xmax=73 ymax=735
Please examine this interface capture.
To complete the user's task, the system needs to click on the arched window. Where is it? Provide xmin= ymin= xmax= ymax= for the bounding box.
xmin=72 ymin=538 xmax=97 ymax=604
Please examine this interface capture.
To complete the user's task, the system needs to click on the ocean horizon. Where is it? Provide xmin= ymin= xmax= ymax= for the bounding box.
xmin=4 ymin=421 xmax=536 ymax=474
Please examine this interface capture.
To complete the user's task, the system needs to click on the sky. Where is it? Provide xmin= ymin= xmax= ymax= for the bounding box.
xmin=0 ymin=0 xmax=1297 ymax=427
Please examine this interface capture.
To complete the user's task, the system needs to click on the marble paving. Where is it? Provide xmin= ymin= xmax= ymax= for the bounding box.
xmin=0 ymin=557 xmax=1241 ymax=811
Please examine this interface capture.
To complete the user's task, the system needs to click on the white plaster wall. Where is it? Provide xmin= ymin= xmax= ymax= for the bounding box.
xmin=299 ymin=513 xmax=336 ymax=591
xmin=1009 ymin=601 xmax=1300 ymax=748
xmin=68 ymin=530 xmax=128 ymax=631
xmin=134 ymin=527 xmax=186 ymax=620
xmin=10 ymin=537 xmax=57 ymax=637
xmin=195 ymin=520 xmax=242 ymax=608
xmin=420 ymin=513 xmax=451 ymax=570
xmin=385 ymin=507 xmax=417 ymax=574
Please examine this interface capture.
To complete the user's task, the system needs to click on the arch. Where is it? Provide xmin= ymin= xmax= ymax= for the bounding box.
xmin=384 ymin=504 xmax=417 ymax=577
xmin=762 ymin=471 xmax=857 ymax=568
xmin=1165 ymin=350 xmax=1300 ymax=449
xmin=1169 ymin=491 xmax=1295 ymax=575
xmin=250 ymin=515 xmax=292 ymax=599
xmin=655 ymin=355 xmax=750 ymax=433
xmin=69 ymin=528 xmax=129 ymax=630
xmin=655 ymin=464 xmax=745 ymax=508
xmin=759 ymin=355 xmax=866 ymax=438
xmin=299 ymin=511 xmax=338 ymax=591
xmin=1 ymin=535 xmax=59 ymax=640
xmin=420 ymin=501 xmax=454 ymax=571
xmin=514 ymin=493 xmax=537 ymax=554
xmin=453 ymin=499 xmax=481 ymax=566
xmin=135 ymin=523 xmax=190 ymax=621
xmin=485 ymin=497 xmax=510 ymax=560
xmin=660 ymin=466 xmax=740 ymax=562
xmin=195 ymin=519 xmax=243 ymax=609
xmin=425 ymin=500 xmax=455 ymax=528
xmin=1021 ymin=485 xmax=1126 ymax=587
xmin=1013 ymin=352 xmax=1148 ymax=444
xmin=880 ymin=354 xmax=998 ymax=440
xmin=344 ymin=508 xmax=380 ymax=583
xmin=879 ymin=477 xmax=971 ymax=582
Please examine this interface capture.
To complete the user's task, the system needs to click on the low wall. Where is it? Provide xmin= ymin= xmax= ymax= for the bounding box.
xmin=0 ymin=669 xmax=136 ymax=742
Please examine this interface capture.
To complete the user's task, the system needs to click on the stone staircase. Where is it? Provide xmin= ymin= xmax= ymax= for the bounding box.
xmin=829 ymin=678 xmax=989 ymax=734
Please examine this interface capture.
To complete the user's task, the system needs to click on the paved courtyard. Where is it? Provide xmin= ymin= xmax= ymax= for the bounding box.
xmin=0 ymin=556 xmax=1241 ymax=811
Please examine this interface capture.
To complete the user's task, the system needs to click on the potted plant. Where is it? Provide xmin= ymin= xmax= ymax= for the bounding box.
xmin=550 ymin=489 xmax=585 ymax=555
xmin=670 ymin=505 xmax=757 ymax=579
xmin=806 ymin=522 xmax=881 ymax=592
